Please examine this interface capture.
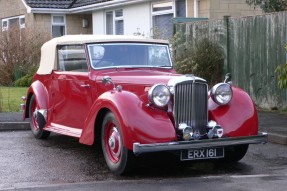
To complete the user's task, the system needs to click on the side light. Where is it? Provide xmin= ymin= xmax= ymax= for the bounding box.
xmin=210 ymin=83 xmax=233 ymax=105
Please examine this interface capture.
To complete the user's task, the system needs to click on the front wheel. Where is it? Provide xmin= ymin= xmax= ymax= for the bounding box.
xmin=101 ymin=112 xmax=134 ymax=175
xmin=29 ymin=95 xmax=50 ymax=139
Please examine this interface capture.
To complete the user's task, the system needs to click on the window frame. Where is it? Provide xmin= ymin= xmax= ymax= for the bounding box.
xmin=151 ymin=1 xmax=174 ymax=16
xmin=151 ymin=0 xmax=186 ymax=39
xmin=1 ymin=15 xmax=25 ymax=32
xmin=57 ymin=44 xmax=88 ymax=72
xmin=105 ymin=9 xmax=124 ymax=35
xmin=51 ymin=15 xmax=66 ymax=37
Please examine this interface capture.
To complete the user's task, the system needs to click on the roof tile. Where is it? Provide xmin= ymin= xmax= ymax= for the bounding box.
xmin=24 ymin=0 xmax=113 ymax=9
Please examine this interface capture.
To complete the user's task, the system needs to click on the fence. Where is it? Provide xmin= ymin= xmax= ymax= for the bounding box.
xmin=174 ymin=11 xmax=287 ymax=109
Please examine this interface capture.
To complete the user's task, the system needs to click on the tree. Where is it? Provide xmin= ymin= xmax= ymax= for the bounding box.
xmin=246 ymin=0 xmax=287 ymax=12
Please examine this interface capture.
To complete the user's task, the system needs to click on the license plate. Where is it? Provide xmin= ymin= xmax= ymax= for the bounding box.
xmin=180 ymin=147 xmax=224 ymax=161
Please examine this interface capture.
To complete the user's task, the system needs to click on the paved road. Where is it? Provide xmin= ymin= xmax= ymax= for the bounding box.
xmin=0 ymin=131 xmax=286 ymax=190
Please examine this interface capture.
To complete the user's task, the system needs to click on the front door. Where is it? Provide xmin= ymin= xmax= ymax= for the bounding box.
xmin=50 ymin=45 xmax=92 ymax=129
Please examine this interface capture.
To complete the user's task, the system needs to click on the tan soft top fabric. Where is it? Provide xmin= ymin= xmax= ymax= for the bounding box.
xmin=37 ymin=35 xmax=169 ymax=75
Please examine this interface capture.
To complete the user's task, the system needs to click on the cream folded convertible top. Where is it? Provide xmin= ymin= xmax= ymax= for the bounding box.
xmin=37 ymin=35 xmax=169 ymax=75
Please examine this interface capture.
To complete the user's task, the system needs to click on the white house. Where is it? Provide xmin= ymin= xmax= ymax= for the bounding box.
xmin=1 ymin=0 xmax=261 ymax=39
xmin=91 ymin=0 xmax=187 ymax=39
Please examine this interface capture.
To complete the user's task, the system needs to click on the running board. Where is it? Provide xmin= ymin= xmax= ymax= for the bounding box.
xmin=44 ymin=123 xmax=82 ymax=138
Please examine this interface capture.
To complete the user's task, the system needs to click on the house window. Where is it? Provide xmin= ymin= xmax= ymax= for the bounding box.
xmin=151 ymin=1 xmax=186 ymax=39
xmin=1 ymin=15 xmax=25 ymax=32
xmin=176 ymin=0 xmax=186 ymax=17
xmin=152 ymin=1 xmax=174 ymax=39
xmin=106 ymin=12 xmax=113 ymax=35
xmin=105 ymin=9 xmax=124 ymax=35
xmin=52 ymin=15 xmax=66 ymax=37
xmin=19 ymin=16 xmax=25 ymax=29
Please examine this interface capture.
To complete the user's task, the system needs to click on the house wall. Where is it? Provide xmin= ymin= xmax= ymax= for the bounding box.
xmin=124 ymin=2 xmax=151 ymax=36
xmin=187 ymin=0 xmax=262 ymax=19
xmin=66 ymin=14 xmax=93 ymax=34
xmin=92 ymin=11 xmax=105 ymax=34
xmin=0 ymin=0 xmax=26 ymax=19
xmin=209 ymin=0 xmax=262 ymax=19
xmin=92 ymin=2 xmax=151 ymax=36
xmin=0 ymin=0 xmax=92 ymax=36
xmin=0 ymin=0 xmax=33 ymax=31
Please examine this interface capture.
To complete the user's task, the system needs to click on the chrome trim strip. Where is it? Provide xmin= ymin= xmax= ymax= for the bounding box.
xmin=133 ymin=133 xmax=268 ymax=155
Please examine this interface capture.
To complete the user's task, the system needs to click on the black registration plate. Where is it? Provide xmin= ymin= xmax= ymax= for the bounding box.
xmin=180 ymin=147 xmax=224 ymax=161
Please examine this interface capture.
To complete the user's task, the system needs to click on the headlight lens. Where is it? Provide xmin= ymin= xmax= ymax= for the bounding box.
xmin=211 ymin=83 xmax=233 ymax=105
xmin=148 ymin=84 xmax=171 ymax=108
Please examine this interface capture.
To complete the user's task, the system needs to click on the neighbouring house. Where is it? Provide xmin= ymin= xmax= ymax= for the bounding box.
xmin=0 ymin=0 xmax=93 ymax=37
xmin=0 ymin=0 xmax=261 ymax=39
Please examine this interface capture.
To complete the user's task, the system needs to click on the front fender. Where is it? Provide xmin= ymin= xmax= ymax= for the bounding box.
xmin=24 ymin=80 xmax=49 ymax=118
xmin=80 ymin=90 xmax=176 ymax=150
xmin=208 ymin=86 xmax=258 ymax=137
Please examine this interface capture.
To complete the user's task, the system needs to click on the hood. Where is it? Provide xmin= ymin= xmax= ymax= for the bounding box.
xmin=95 ymin=68 xmax=181 ymax=86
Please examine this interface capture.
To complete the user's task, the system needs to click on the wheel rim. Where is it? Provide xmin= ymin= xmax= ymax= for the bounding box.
xmin=31 ymin=100 xmax=39 ymax=131
xmin=104 ymin=122 xmax=122 ymax=164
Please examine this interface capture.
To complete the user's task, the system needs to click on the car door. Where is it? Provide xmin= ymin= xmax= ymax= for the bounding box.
xmin=50 ymin=45 xmax=93 ymax=129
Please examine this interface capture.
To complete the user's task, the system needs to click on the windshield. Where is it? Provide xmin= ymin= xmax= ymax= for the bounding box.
xmin=87 ymin=43 xmax=172 ymax=69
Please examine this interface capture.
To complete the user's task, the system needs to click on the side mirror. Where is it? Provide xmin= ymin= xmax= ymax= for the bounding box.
xmin=224 ymin=73 xmax=232 ymax=84
xmin=102 ymin=76 xmax=122 ymax=92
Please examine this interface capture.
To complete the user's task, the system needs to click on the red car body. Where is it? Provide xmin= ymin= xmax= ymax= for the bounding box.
xmin=23 ymin=35 xmax=267 ymax=175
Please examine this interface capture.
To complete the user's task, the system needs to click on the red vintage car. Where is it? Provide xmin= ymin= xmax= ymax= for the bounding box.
xmin=22 ymin=35 xmax=267 ymax=175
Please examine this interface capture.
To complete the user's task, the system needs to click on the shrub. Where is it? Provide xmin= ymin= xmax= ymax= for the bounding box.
xmin=14 ymin=69 xmax=35 ymax=87
xmin=0 ymin=26 xmax=50 ymax=86
xmin=276 ymin=44 xmax=287 ymax=89
xmin=173 ymin=36 xmax=224 ymax=86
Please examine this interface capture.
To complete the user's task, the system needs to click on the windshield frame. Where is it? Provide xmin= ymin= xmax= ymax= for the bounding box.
xmin=87 ymin=42 xmax=173 ymax=70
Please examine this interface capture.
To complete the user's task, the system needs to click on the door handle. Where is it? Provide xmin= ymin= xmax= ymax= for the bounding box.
xmin=80 ymin=84 xmax=90 ymax=88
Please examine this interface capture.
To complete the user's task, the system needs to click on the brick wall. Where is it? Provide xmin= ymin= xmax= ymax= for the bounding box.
xmin=187 ymin=0 xmax=262 ymax=19
xmin=66 ymin=14 xmax=93 ymax=35
xmin=209 ymin=0 xmax=262 ymax=19
xmin=0 ymin=0 xmax=26 ymax=19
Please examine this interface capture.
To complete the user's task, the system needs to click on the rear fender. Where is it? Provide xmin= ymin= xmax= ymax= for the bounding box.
xmin=24 ymin=80 xmax=49 ymax=119
xmin=208 ymin=86 xmax=258 ymax=137
xmin=80 ymin=90 xmax=176 ymax=150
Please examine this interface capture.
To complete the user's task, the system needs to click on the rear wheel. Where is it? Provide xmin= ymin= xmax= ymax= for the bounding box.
xmin=29 ymin=95 xmax=50 ymax=139
xmin=101 ymin=112 xmax=134 ymax=175
xmin=224 ymin=144 xmax=249 ymax=162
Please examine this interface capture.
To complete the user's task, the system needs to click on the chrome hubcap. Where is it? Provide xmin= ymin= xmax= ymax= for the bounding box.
xmin=107 ymin=127 xmax=121 ymax=159
xmin=109 ymin=136 xmax=115 ymax=150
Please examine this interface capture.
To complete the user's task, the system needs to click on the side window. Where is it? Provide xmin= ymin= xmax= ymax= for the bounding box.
xmin=57 ymin=45 xmax=88 ymax=72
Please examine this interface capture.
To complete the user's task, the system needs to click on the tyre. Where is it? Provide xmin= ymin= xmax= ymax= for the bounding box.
xmin=101 ymin=112 xmax=134 ymax=175
xmin=224 ymin=144 xmax=249 ymax=162
xmin=29 ymin=95 xmax=50 ymax=139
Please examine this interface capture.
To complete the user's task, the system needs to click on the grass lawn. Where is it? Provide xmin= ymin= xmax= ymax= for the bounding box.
xmin=0 ymin=87 xmax=28 ymax=112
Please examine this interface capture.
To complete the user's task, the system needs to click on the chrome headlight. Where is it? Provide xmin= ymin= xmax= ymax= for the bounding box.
xmin=210 ymin=83 xmax=233 ymax=105
xmin=148 ymin=84 xmax=171 ymax=108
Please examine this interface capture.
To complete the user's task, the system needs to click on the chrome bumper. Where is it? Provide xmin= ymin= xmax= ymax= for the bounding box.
xmin=133 ymin=132 xmax=267 ymax=155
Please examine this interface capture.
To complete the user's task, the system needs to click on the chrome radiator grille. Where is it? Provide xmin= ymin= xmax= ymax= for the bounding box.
xmin=174 ymin=81 xmax=208 ymax=135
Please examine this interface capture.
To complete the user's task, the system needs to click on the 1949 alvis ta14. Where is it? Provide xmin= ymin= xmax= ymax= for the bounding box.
xmin=22 ymin=35 xmax=267 ymax=175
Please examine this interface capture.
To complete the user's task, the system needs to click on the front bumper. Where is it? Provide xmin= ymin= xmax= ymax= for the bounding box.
xmin=133 ymin=132 xmax=267 ymax=155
